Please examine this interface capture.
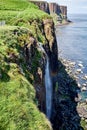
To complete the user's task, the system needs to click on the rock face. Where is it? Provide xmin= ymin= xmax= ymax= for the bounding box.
xmin=49 ymin=3 xmax=67 ymax=18
xmin=23 ymin=35 xmax=46 ymax=112
xmin=31 ymin=1 xmax=50 ymax=13
xmin=49 ymin=3 xmax=61 ymax=15
xmin=43 ymin=19 xmax=58 ymax=74
xmin=51 ymin=60 xmax=84 ymax=130
xmin=60 ymin=6 xmax=67 ymax=18
xmin=0 ymin=26 xmax=54 ymax=130
xmin=23 ymin=18 xmax=58 ymax=114
xmin=30 ymin=1 xmax=68 ymax=24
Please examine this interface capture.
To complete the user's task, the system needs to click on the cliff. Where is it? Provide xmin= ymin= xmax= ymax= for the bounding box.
xmin=49 ymin=3 xmax=61 ymax=15
xmin=0 ymin=0 xmax=85 ymax=130
xmin=0 ymin=0 xmax=58 ymax=129
xmin=0 ymin=25 xmax=53 ymax=130
xmin=49 ymin=3 xmax=67 ymax=18
xmin=60 ymin=5 xmax=67 ymax=18
xmin=30 ymin=0 xmax=50 ymax=13
xmin=30 ymin=1 xmax=68 ymax=25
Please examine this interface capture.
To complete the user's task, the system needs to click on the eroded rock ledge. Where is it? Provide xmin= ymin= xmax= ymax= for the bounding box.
xmin=23 ymin=18 xmax=58 ymax=113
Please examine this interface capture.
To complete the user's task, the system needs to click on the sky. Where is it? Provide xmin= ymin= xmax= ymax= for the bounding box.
xmin=47 ymin=0 xmax=87 ymax=14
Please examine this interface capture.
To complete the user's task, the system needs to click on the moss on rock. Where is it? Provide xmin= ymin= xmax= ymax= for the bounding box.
xmin=0 ymin=26 xmax=52 ymax=130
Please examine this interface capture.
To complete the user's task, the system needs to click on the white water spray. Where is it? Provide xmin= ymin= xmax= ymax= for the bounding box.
xmin=45 ymin=58 xmax=52 ymax=119
xmin=38 ymin=42 xmax=52 ymax=119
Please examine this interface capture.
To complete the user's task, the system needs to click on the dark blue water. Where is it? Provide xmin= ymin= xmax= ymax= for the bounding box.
xmin=56 ymin=14 xmax=87 ymax=100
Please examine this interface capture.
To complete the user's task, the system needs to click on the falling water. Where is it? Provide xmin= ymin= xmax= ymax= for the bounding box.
xmin=45 ymin=58 xmax=52 ymax=119
xmin=38 ymin=42 xmax=52 ymax=119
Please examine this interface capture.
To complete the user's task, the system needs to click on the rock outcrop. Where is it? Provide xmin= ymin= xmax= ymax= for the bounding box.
xmin=49 ymin=3 xmax=67 ymax=24
xmin=23 ymin=35 xmax=47 ymax=113
xmin=43 ymin=19 xmax=58 ymax=74
xmin=60 ymin=6 xmax=67 ymax=19
xmin=0 ymin=1 xmax=57 ymax=129
xmin=30 ymin=1 xmax=68 ymax=25
xmin=49 ymin=3 xmax=61 ymax=15
xmin=21 ymin=18 xmax=58 ymax=113
xmin=30 ymin=0 xmax=50 ymax=13
xmin=15 ymin=16 xmax=58 ymax=114
xmin=49 ymin=3 xmax=67 ymax=19
xmin=51 ymin=60 xmax=84 ymax=130
xmin=0 ymin=26 xmax=53 ymax=130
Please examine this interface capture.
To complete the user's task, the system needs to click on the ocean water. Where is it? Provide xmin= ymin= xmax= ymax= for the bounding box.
xmin=56 ymin=14 xmax=87 ymax=100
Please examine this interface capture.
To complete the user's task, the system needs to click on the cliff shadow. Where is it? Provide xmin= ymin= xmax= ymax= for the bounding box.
xmin=51 ymin=60 xmax=84 ymax=130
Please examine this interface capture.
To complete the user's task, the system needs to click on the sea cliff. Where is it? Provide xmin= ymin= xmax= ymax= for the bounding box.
xmin=0 ymin=0 xmax=58 ymax=129
xmin=30 ymin=0 xmax=69 ymax=25
xmin=0 ymin=0 xmax=85 ymax=130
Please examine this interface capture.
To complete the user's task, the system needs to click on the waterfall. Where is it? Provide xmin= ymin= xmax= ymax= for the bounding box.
xmin=45 ymin=58 xmax=52 ymax=119
xmin=38 ymin=42 xmax=52 ymax=119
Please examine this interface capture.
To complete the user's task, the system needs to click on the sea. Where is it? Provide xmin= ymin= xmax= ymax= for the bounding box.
xmin=56 ymin=14 xmax=87 ymax=101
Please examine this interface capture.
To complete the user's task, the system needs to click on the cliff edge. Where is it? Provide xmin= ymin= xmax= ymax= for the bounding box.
xmin=30 ymin=0 xmax=69 ymax=25
xmin=0 ymin=0 xmax=58 ymax=129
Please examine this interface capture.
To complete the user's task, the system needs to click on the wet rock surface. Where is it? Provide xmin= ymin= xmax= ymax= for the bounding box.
xmin=77 ymin=102 xmax=87 ymax=119
xmin=25 ymin=19 xmax=58 ymax=116
xmin=51 ymin=59 xmax=87 ymax=130
xmin=43 ymin=19 xmax=58 ymax=74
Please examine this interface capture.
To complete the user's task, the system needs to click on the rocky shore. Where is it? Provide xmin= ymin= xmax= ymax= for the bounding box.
xmin=52 ymin=58 xmax=87 ymax=130
xmin=55 ymin=20 xmax=72 ymax=27
xmin=60 ymin=58 xmax=87 ymax=100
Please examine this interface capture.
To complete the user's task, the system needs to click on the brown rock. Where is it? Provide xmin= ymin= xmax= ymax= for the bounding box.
xmin=43 ymin=19 xmax=58 ymax=74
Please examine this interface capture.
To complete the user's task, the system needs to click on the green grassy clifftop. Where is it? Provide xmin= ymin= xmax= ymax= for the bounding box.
xmin=0 ymin=25 xmax=52 ymax=130
xmin=0 ymin=0 xmax=53 ymax=129
xmin=0 ymin=0 xmax=51 ymax=43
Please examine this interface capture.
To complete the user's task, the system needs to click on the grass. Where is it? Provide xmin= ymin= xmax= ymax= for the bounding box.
xmin=0 ymin=0 xmax=52 ymax=129
xmin=0 ymin=76 xmax=50 ymax=130
xmin=0 ymin=0 xmax=51 ymax=44
xmin=0 ymin=10 xmax=19 ymax=22
xmin=0 ymin=76 xmax=51 ymax=130
xmin=0 ymin=0 xmax=30 ymax=11
xmin=0 ymin=26 xmax=52 ymax=130
xmin=0 ymin=0 xmax=50 ymax=24
xmin=80 ymin=120 xmax=87 ymax=130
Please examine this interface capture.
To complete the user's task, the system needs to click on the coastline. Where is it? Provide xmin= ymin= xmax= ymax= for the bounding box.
xmin=55 ymin=20 xmax=73 ymax=27
xmin=58 ymin=57 xmax=87 ymax=129
xmin=55 ymin=14 xmax=87 ymax=129
xmin=53 ymin=57 xmax=87 ymax=129
xmin=59 ymin=57 xmax=87 ymax=101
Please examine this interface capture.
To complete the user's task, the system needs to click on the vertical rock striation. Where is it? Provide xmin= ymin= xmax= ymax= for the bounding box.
xmin=30 ymin=1 xmax=68 ymax=24
xmin=49 ymin=3 xmax=61 ymax=15
xmin=30 ymin=1 xmax=50 ymax=14
xmin=49 ymin=3 xmax=67 ymax=24
xmin=22 ymin=18 xmax=58 ymax=116
xmin=43 ymin=19 xmax=58 ymax=74
xmin=60 ymin=6 xmax=67 ymax=19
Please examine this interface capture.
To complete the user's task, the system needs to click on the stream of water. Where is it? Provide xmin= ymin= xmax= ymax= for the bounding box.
xmin=45 ymin=58 xmax=52 ymax=119
xmin=38 ymin=42 xmax=52 ymax=119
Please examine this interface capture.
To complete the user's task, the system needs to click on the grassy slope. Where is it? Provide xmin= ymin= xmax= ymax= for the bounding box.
xmin=0 ymin=0 xmax=50 ymax=23
xmin=0 ymin=0 xmax=52 ymax=130
xmin=0 ymin=0 xmax=51 ymax=43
